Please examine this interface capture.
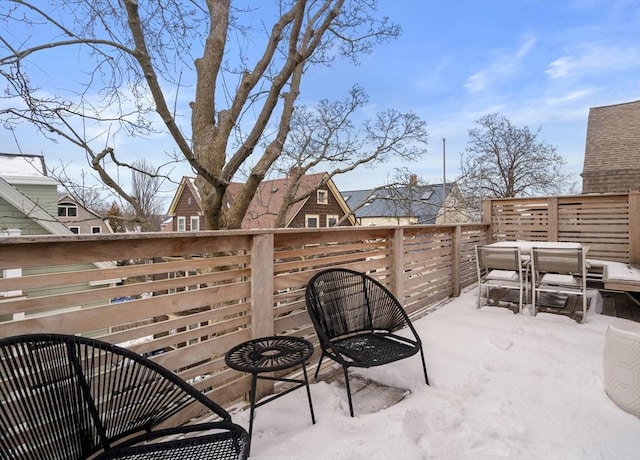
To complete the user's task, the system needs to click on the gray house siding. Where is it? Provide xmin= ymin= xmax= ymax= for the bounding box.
xmin=0 ymin=195 xmax=51 ymax=235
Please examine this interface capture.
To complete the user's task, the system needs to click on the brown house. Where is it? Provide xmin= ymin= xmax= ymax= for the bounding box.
xmin=165 ymin=177 xmax=204 ymax=232
xmin=582 ymin=100 xmax=640 ymax=194
xmin=166 ymin=173 xmax=355 ymax=230
xmin=57 ymin=194 xmax=113 ymax=234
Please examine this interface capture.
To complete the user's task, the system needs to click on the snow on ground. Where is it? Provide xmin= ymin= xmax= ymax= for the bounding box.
xmin=237 ymin=287 xmax=640 ymax=460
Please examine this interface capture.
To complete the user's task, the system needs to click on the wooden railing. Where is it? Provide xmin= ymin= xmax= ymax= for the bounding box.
xmin=484 ymin=192 xmax=640 ymax=264
xmin=2 ymin=192 xmax=638 ymax=423
xmin=0 ymin=224 xmax=486 ymax=424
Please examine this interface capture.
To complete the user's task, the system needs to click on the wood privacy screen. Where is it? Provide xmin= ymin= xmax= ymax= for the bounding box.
xmin=0 ymin=224 xmax=486 ymax=415
xmin=483 ymin=192 xmax=640 ymax=264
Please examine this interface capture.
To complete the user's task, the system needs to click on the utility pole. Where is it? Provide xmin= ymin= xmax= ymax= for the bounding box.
xmin=442 ymin=138 xmax=446 ymax=223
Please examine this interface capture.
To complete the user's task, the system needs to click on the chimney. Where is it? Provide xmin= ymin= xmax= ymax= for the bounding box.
xmin=410 ymin=174 xmax=418 ymax=185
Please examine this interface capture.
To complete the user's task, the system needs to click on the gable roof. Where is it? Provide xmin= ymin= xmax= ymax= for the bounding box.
xmin=0 ymin=153 xmax=72 ymax=235
xmin=0 ymin=176 xmax=72 ymax=235
xmin=58 ymin=194 xmax=106 ymax=221
xmin=226 ymin=172 xmax=354 ymax=228
xmin=168 ymin=173 xmax=354 ymax=229
xmin=166 ymin=177 xmax=203 ymax=216
xmin=342 ymin=183 xmax=457 ymax=224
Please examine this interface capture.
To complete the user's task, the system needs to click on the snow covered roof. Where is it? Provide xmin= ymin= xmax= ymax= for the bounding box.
xmin=0 ymin=153 xmax=57 ymax=186
xmin=0 ymin=153 xmax=48 ymax=177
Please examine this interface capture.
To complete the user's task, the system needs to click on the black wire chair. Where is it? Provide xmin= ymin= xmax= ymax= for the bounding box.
xmin=305 ymin=268 xmax=429 ymax=416
xmin=0 ymin=333 xmax=249 ymax=460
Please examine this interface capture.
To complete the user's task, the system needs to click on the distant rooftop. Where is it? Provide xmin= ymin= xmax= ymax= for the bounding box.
xmin=0 ymin=153 xmax=48 ymax=177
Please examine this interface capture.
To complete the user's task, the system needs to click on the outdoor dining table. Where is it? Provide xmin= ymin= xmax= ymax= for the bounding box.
xmin=487 ymin=241 xmax=583 ymax=255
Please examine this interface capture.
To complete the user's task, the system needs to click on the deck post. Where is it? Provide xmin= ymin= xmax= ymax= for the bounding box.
xmin=251 ymin=233 xmax=275 ymax=399
xmin=630 ymin=191 xmax=640 ymax=265
xmin=548 ymin=197 xmax=558 ymax=242
xmin=452 ymin=225 xmax=461 ymax=297
xmin=392 ymin=228 xmax=405 ymax=302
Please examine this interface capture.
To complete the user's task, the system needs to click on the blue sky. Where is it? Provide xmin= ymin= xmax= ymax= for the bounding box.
xmin=324 ymin=0 xmax=640 ymax=191
xmin=2 ymin=0 xmax=639 ymax=201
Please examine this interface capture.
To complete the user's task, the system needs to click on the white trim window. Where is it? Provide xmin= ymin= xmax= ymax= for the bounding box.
xmin=58 ymin=202 xmax=78 ymax=217
xmin=305 ymin=214 xmax=319 ymax=228
xmin=177 ymin=216 xmax=186 ymax=232
xmin=190 ymin=216 xmax=200 ymax=231
xmin=326 ymin=214 xmax=339 ymax=227
xmin=317 ymin=189 xmax=328 ymax=204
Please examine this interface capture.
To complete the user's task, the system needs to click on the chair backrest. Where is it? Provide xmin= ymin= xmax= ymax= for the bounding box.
xmin=476 ymin=245 xmax=521 ymax=272
xmin=0 ymin=334 xmax=231 ymax=459
xmin=305 ymin=268 xmax=410 ymax=343
xmin=532 ymin=247 xmax=585 ymax=275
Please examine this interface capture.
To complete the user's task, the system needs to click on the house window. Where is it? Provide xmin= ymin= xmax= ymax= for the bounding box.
xmin=317 ymin=190 xmax=328 ymax=204
xmin=58 ymin=202 xmax=77 ymax=217
xmin=190 ymin=216 xmax=200 ymax=231
xmin=305 ymin=215 xmax=319 ymax=228
xmin=69 ymin=226 xmax=80 ymax=234
xmin=327 ymin=214 xmax=339 ymax=227
xmin=177 ymin=216 xmax=186 ymax=232
xmin=91 ymin=226 xmax=101 ymax=234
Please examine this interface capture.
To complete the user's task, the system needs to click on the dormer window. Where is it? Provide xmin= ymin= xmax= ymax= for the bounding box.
xmin=317 ymin=190 xmax=328 ymax=205
xmin=58 ymin=202 xmax=77 ymax=217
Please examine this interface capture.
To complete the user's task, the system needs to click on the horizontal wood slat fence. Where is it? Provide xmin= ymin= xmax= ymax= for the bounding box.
xmin=0 ymin=224 xmax=486 ymax=423
xmin=484 ymin=192 xmax=640 ymax=264
xmin=1 ymin=191 xmax=636 ymax=423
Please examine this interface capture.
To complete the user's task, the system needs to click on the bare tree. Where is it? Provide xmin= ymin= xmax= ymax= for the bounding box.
xmin=458 ymin=113 xmax=570 ymax=214
xmin=124 ymin=158 xmax=165 ymax=231
xmin=271 ymin=85 xmax=427 ymax=227
xmin=1 ymin=1 xmax=400 ymax=230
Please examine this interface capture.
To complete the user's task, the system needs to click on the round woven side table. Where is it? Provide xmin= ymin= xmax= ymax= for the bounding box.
xmin=225 ymin=336 xmax=316 ymax=453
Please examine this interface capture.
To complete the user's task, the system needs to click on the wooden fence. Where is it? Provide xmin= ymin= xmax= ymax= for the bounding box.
xmin=2 ymin=192 xmax=638 ymax=423
xmin=0 ymin=224 xmax=486 ymax=424
xmin=484 ymin=192 xmax=640 ymax=264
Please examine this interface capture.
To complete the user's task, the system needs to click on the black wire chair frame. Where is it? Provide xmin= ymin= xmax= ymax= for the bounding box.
xmin=305 ymin=268 xmax=429 ymax=416
xmin=0 ymin=333 xmax=249 ymax=460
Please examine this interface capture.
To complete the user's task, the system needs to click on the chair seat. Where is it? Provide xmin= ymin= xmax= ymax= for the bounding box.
xmin=540 ymin=273 xmax=578 ymax=286
xmin=334 ymin=333 xmax=418 ymax=367
xmin=485 ymin=269 xmax=519 ymax=282
xmin=97 ymin=426 xmax=247 ymax=460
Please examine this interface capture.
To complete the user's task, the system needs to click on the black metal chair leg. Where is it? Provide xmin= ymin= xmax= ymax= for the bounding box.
xmin=419 ymin=348 xmax=429 ymax=385
xmin=314 ymin=352 xmax=326 ymax=379
xmin=342 ymin=366 xmax=355 ymax=417
xmin=301 ymin=362 xmax=316 ymax=424
xmin=247 ymin=373 xmax=258 ymax=456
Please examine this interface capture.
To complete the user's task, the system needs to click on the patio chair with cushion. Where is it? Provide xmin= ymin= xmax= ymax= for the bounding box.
xmin=475 ymin=245 xmax=526 ymax=313
xmin=0 ymin=333 xmax=249 ymax=460
xmin=305 ymin=268 xmax=428 ymax=417
xmin=531 ymin=246 xmax=589 ymax=322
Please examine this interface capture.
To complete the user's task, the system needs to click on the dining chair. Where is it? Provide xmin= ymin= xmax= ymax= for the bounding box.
xmin=475 ymin=245 xmax=525 ymax=313
xmin=531 ymin=246 xmax=589 ymax=322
